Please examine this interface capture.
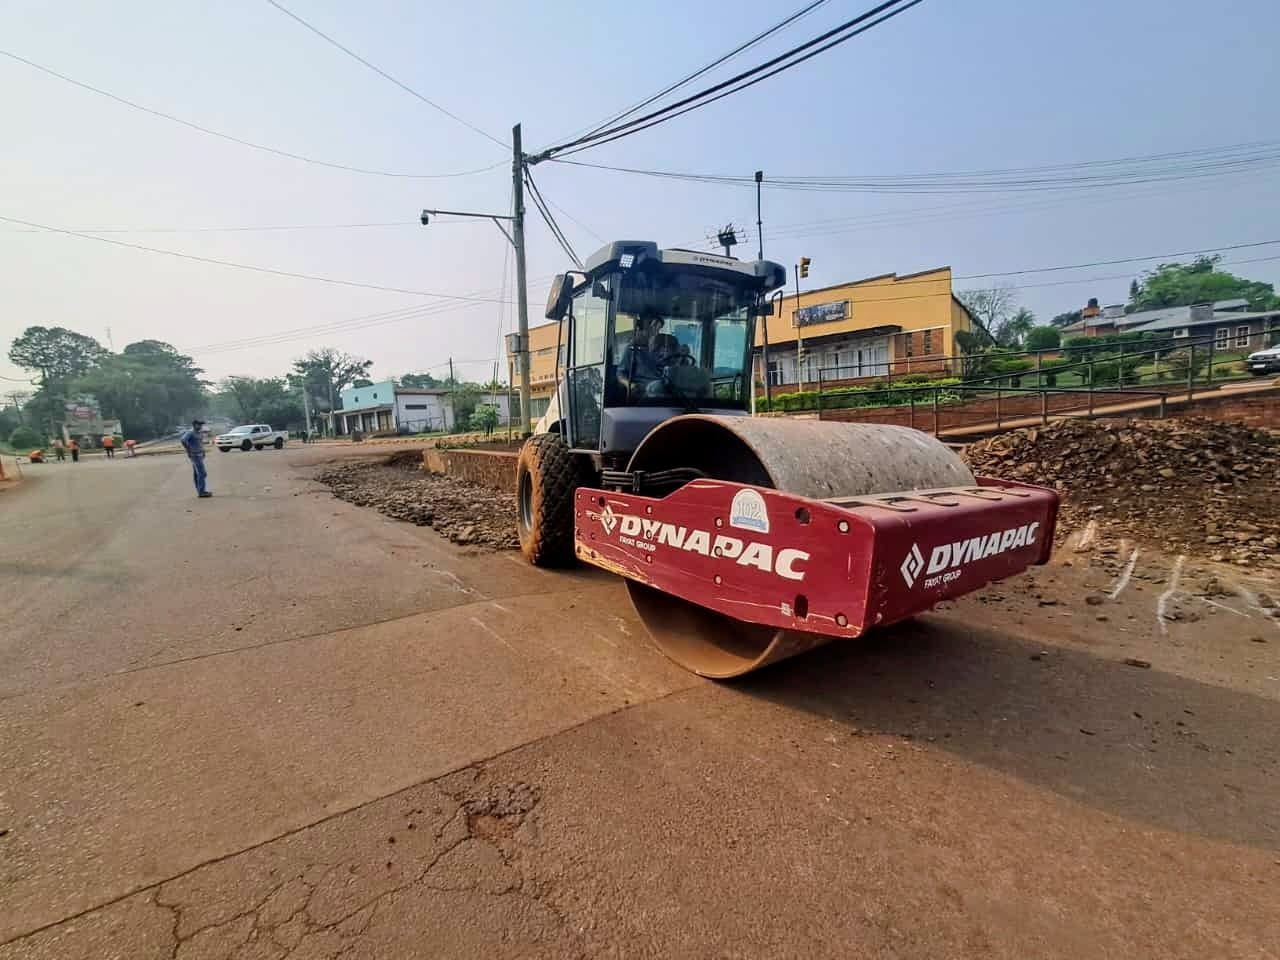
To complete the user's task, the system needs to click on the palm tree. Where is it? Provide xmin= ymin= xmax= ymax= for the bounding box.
xmin=999 ymin=308 xmax=1036 ymax=347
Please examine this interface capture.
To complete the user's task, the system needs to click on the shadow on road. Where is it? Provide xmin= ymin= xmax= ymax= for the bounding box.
xmin=734 ymin=615 xmax=1279 ymax=850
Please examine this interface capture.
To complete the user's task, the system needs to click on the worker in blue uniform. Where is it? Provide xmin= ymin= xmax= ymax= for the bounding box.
xmin=180 ymin=419 xmax=212 ymax=498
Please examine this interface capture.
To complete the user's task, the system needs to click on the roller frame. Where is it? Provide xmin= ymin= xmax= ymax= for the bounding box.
xmin=574 ymin=477 xmax=1058 ymax=677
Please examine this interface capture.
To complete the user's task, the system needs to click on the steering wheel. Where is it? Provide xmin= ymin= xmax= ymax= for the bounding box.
xmin=659 ymin=348 xmax=696 ymax=369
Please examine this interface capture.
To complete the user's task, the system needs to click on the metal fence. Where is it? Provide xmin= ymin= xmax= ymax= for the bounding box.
xmin=816 ymin=382 xmax=1170 ymax=437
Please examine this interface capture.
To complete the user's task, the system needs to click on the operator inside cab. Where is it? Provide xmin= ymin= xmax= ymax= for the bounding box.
xmin=617 ymin=308 xmax=701 ymax=401
xmin=617 ymin=308 xmax=665 ymax=398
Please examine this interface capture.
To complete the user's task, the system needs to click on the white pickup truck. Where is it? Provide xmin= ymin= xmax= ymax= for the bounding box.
xmin=215 ymin=424 xmax=287 ymax=452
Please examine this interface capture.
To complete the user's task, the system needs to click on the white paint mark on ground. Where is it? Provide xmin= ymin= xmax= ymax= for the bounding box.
xmin=1156 ymin=555 xmax=1186 ymax=635
xmin=490 ymin=602 xmax=512 ymax=614
xmin=1198 ymin=596 xmax=1248 ymax=616
xmin=1230 ymin=581 xmax=1280 ymax=631
xmin=1074 ymin=521 xmax=1098 ymax=552
xmin=1108 ymin=548 xmax=1141 ymax=599
xmin=469 ymin=616 xmax=517 ymax=652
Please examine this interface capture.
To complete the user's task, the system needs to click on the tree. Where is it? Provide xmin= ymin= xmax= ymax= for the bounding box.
xmin=9 ymin=425 xmax=41 ymax=450
xmin=1024 ymin=325 xmax=1062 ymax=351
xmin=288 ymin=348 xmax=373 ymax=426
xmin=73 ymin=340 xmax=207 ymax=439
xmin=997 ymin=307 xmax=1036 ymax=347
xmin=215 ymin=377 xmax=303 ymax=428
xmin=1128 ymin=255 xmax=1280 ymax=312
xmin=0 ymin=405 xmax=21 ymax=439
xmin=399 ymin=372 xmax=442 ymax=389
xmin=8 ymin=326 xmax=106 ymax=387
xmin=469 ymin=403 xmax=499 ymax=436
xmin=1051 ymin=309 xmax=1082 ymax=329
xmin=448 ymin=383 xmax=484 ymax=432
xmin=957 ymin=287 xmax=1015 ymax=344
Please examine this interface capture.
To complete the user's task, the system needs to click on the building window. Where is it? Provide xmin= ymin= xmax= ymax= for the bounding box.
xmin=352 ymin=394 xmax=359 ymax=403
xmin=404 ymin=403 xmax=428 ymax=410
xmin=924 ymin=329 xmax=934 ymax=355
xmin=766 ymin=361 xmax=781 ymax=386
xmin=1214 ymin=327 xmax=1229 ymax=349
xmin=904 ymin=335 xmax=914 ymax=357
xmin=1235 ymin=325 xmax=1250 ymax=348
xmin=372 ymin=392 xmax=378 ymax=399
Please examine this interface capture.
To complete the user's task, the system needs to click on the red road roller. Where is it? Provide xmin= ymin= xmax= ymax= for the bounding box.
xmin=517 ymin=242 xmax=1058 ymax=677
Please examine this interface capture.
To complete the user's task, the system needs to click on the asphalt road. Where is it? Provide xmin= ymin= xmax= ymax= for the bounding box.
xmin=0 ymin=447 xmax=1277 ymax=959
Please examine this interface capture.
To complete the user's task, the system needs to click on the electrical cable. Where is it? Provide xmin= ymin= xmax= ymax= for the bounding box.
xmin=566 ymin=0 xmax=830 ymax=145
xmin=537 ymin=0 xmax=921 ymax=160
xmin=265 ymin=0 xmax=508 ymax=151
xmin=552 ymin=139 xmax=1280 ymax=194
xmin=0 ymin=49 xmax=505 ymax=179
xmin=1 ymin=213 xmax=513 ymax=302
xmin=524 ymin=170 xmax=583 ymax=268
xmin=0 ymin=221 xmax=425 ymax=235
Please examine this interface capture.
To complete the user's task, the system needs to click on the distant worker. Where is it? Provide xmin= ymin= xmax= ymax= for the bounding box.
xmin=69 ymin=438 xmax=79 ymax=463
xmin=52 ymin=437 xmax=66 ymax=461
xmin=181 ymin=419 xmax=212 ymax=498
xmin=102 ymin=433 xmax=116 ymax=459
xmin=29 ymin=449 xmax=45 ymax=464
xmin=124 ymin=438 xmax=137 ymax=457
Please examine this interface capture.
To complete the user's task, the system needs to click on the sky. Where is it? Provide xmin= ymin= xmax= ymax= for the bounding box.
xmin=3 ymin=0 xmax=1279 ymax=391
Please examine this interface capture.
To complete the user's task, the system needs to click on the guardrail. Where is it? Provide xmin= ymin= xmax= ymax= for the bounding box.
xmin=815 ymin=382 xmax=1170 ymax=436
xmin=802 ymin=321 xmax=1280 ymax=398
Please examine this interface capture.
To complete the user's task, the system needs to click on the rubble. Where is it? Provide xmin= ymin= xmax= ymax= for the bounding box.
xmin=315 ymin=455 xmax=518 ymax=550
xmin=963 ymin=418 xmax=1280 ymax=567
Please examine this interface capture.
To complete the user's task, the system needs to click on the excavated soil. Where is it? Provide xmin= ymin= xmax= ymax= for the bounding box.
xmin=315 ymin=454 xmax=518 ymax=550
xmin=963 ymin=417 xmax=1280 ymax=568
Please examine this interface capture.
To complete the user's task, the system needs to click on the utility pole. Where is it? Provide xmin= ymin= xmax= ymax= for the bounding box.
xmin=448 ymin=357 xmax=456 ymax=430
xmin=326 ymin=375 xmax=335 ymax=437
xmin=512 ymin=123 xmax=531 ymax=437
xmin=755 ymin=171 xmax=764 ymax=260
xmin=300 ymin=384 xmax=312 ymax=436
xmin=794 ymin=257 xmax=811 ymax=393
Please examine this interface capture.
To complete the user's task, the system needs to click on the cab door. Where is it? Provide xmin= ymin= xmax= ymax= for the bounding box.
xmin=565 ymin=283 xmax=610 ymax=450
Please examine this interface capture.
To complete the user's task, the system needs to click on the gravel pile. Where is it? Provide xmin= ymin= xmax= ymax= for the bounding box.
xmin=963 ymin=417 xmax=1280 ymax=567
xmin=315 ymin=456 xmax=518 ymax=550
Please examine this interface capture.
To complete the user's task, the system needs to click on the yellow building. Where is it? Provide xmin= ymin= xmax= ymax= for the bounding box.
xmin=755 ymin=266 xmax=973 ymax=390
xmin=524 ymin=320 xmax=565 ymax=421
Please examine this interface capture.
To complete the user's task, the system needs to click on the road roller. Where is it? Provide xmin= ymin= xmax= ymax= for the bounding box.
xmin=516 ymin=241 xmax=1058 ymax=678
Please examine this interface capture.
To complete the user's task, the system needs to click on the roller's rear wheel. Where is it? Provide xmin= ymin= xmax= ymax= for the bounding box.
xmin=516 ymin=433 xmax=584 ymax=567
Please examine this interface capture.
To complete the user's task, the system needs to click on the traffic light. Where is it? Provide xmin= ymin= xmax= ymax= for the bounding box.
xmin=799 ymin=257 xmax=811 ymax=279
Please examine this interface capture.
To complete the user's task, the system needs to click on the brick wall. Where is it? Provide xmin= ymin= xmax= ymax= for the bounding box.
xmin=1139 ymin=391 xmax=1280 ymax=430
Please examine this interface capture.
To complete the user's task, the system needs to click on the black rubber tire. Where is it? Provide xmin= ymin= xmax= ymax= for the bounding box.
xmin=240 ymin=439 xmax=252 ymax=451
xmin=218 ymin=447 xmax=230 ymax=453
xmin=273 ymin=436 xmax=284 ymax=449
xmin=516 ymin=433 xmax=584 ymax=567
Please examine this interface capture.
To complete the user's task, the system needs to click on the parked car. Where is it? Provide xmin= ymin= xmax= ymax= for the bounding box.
xmin=1246 ymin=345 xmax=1280 ymax=376
xmin=215 ymin=424 xmax=287 ymax=452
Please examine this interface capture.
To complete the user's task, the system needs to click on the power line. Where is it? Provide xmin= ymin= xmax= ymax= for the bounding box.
xmin=536 ymin=0 xmax=922 ymax=160
xmin=566 ymin=0 xmax=830 ymax=145
xmin=0 ymin=221 xmax=424 ymax=235
xmin=189 ymin=270 xmax=557 ymax=355
xmin=1 ymin=213 xmax=514 ymax=301
xmin=265 ymin=0 xmax=508 ymax=151
xmin=0 ymin=49 xmax=505 ymax=179
xmin=551 ymin=139 xmax=1280 ymax=194
xmin=524 ymin=170 xmax=583 ymax=268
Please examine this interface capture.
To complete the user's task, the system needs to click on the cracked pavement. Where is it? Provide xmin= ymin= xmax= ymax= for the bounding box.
xmin=1 ymin=448 xmax=1278 ymax=958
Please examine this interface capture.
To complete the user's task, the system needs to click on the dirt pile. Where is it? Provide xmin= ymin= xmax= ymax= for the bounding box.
xmin=315 ymin=456 xmax=518 ymax=550
xmin=963 ymin=417 xmax=1279 ymax=567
